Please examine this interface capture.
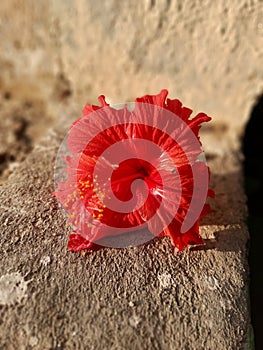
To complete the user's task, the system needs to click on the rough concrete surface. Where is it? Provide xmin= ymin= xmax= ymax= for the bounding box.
xmin=0 ymin=0 xmax=262 ymax=349
xmin=0 ymin=117 xmax=251 ymax=349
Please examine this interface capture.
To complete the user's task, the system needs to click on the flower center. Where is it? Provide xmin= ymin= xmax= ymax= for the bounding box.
xmin=110 ymin=158 xmax=161 ymax=202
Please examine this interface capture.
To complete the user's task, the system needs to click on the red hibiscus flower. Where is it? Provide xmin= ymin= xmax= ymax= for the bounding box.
xmin=54 ymin=89 xmax=214 ymax=253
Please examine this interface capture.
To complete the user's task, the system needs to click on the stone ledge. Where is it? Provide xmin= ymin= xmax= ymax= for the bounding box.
xmin=0 ymin=124 xmax=251 ymax=350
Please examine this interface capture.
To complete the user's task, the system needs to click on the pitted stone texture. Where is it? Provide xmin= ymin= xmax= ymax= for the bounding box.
xmin=0 ymin=125 xmax=250 ymax=349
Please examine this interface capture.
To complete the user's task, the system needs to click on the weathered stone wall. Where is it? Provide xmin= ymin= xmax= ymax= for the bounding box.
xmin=0 ymin=0 xmax=262 ymax=132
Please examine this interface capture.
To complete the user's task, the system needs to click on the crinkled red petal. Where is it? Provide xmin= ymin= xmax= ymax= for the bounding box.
xmin=68 ymin=234 xmax=101 ymax=252
xmin=55 ymin=89 xmax=213 ymax=253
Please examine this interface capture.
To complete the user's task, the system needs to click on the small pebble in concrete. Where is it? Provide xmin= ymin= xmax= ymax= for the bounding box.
xmin=129 ymin=314 xmax=141 ymax=328
xmin=0 ymin=272 xmax=29 ymax=305
xmin=29 ymin=336 xmax=38 ymax=347
xmin=40 ymin=255 xmax=51 ymax=266
xmin=158 ymin=272 xmax=174 ymax=289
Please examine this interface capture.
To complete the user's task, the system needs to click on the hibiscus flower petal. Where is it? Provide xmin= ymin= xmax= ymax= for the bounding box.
xmin=54 ymin=89 xmax=213 ymax=253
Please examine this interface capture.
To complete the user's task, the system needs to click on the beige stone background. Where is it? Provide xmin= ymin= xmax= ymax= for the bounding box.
xmin=0 ymin=0 xmax=262 ymax=135
xmin=0 ymin=1 xmax=262 ymax=349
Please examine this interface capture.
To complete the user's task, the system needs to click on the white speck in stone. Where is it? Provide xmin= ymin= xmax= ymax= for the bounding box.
xmin=0 ymin=272 xmax=29 ymax=305
xmin=40 ymin=256 xmax=51 ymax=266
xmin=29 ymin=336 xmax=38 ymax=346
xmin=205 ymin=275 xmax=220 ymax=291
xmin=129 ymin=314 xmax=141 ymax=328
xmin=4 ymin=217 xmax=9 ymax=226
xmin=158 ymin=272 xmax=173 ymax=289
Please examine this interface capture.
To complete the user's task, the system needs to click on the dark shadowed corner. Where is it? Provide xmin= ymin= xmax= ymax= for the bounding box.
xmin=243 ymin=93 xmax=263 ymax=350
